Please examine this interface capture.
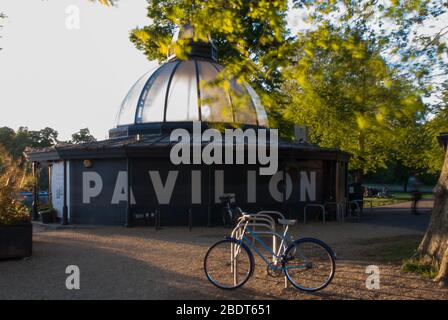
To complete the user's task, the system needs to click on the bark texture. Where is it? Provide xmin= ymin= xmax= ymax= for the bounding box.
xmin=418 ymin=149 xmax=448 ymax=286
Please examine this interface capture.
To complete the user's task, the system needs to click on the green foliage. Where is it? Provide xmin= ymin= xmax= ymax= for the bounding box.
xmin=282 ymin=26 xmax=427 ymax=174
xmin=293 ymin=0 xmax=448 ymax=103
xmin=70 ymin=128 xmax=97 ymax=144
xmin=285 ymin=1 xmax=447 ymax=176
xmin=0 ymin=146 xmax=31 ymax=225
xmin=0 ymin=127 xmax=98 ymax=159
xmin=0 ymin=126 xmax=58 ymax=159
xmin=402 ymin=258 xmax=438 ymax=278
xmin=423 ymin=89 xmax=448 ymax=173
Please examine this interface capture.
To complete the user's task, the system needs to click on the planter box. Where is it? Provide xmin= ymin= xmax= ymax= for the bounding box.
xmin=40 ymin=211 xmax=53 ymax=224
xmin=0 ymin=223 xmax=32 ymax=260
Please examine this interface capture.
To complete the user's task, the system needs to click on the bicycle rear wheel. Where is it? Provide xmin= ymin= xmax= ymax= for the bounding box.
xmin=283 ymin=238 xmax=336 ymax=291
xmin=204 ymin=239 xmax=254 ymax=289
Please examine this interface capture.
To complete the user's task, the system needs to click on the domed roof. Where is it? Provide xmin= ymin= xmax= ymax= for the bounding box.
xmin=114 ymin=58 xmax=269 ymax=129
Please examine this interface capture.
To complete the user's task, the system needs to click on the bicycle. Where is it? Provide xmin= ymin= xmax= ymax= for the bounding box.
xmin=204 ymin=215 xmax=336 ymax=291
xmin=219 ymin=194 xmax=243 ymax=227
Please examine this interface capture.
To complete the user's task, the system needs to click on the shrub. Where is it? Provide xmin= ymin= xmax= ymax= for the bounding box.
xmin=0 ymin=146 xmax=31 ymax=225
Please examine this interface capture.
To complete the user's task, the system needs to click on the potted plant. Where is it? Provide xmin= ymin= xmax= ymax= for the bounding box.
xmin=0 ymin=147 xmax=32 ymax=260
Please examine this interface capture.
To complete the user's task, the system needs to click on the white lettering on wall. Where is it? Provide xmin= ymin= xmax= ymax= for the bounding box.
xmin=111 ymin=171 xmax=136 ymax=204
xmin=148 ymin=171 xmax=178 ymax=204
xmin=82 ymin=171 xmax=103 ymax=204
xmin=268 ymin=171 xmax=292 ymax=202
xmin=300 ymin=171 xmax=316 ymax=201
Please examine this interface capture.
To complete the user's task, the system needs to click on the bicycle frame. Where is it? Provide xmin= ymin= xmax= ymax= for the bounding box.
xmin=233 ymin=225 xmax=306 ymax=271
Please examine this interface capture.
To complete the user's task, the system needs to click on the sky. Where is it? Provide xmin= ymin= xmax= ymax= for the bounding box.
xmin=0 ymin=1 xmax=445 ymax=141
xmin=0 ymin=0 xmax=156 ymax=140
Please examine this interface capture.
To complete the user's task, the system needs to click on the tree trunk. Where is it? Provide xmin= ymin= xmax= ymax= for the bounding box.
xmin=418 ymin=149 xmax=448 ymax=286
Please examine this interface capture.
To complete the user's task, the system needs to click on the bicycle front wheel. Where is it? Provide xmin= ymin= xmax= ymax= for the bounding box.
xmin=204 ymin=239 xmax=254 ymax=290
xmin=283 ymin=238 xmax=336 ymax=291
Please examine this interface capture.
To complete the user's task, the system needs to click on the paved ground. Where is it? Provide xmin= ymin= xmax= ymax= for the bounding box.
xmin=0 ymin=200 xmax=447 ymax=300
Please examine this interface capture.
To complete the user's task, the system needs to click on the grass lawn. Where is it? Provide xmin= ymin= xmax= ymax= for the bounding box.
xmin=365 ymin=192 xmax=434 ymax=207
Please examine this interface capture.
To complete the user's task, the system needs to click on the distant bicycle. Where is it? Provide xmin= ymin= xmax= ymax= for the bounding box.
xmin=204 ymin=215 xmax=336 ymax=291
xmin=219 ymin=194 xmax=243 ymax=227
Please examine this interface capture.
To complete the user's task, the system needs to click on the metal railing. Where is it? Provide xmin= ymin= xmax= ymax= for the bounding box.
xmin=303 ymin=204 xmax=327 ymax=224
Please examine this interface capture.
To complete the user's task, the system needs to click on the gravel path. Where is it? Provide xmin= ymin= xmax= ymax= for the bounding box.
xmin=0 ymin=200 xmax=446 ymax=300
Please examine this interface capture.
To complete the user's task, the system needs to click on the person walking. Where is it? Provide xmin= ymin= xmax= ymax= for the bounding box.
xmin=408 ymin=173 xmax=422 ymax=214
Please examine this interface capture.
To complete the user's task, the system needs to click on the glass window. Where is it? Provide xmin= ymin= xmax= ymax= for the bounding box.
xmin=139 ymin=61 xmax=179 ymax=123
xmin=198 ymin=61 xmax=233 ymax=123
xmin=115 ymin=68 xmax=156 ymax=126
xmin=211 ymin=63 xmax=259 ymax=125
xmin=165 ymin=60 xmax=199 ymax=121
xmin=244 ymin=84 xmax=269 ymax=127
xmin=231 ymin=80 xmax=258 ymax=125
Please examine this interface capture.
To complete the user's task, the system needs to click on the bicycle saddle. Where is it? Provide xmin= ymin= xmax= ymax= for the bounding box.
xmin=219 ymin=194 xmax=235 ymax=202
xmin=278 ymin=219 xmax=297 ymax=226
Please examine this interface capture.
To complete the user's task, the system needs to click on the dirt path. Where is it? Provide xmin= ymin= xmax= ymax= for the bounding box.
xmin=0 ymin=200 xmax=446 ymax=300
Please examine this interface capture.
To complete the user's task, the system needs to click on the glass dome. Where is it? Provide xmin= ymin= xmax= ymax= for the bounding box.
xmin=115 ymin=58 xmax=269 ymax=128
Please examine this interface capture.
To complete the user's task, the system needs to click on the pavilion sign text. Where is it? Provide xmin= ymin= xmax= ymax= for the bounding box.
xmin=82 ymin=169 xmax=317 ymax=205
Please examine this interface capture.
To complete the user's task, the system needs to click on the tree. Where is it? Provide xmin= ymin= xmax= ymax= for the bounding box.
xmin=70 ymin=128 xmax=96 ymax=144
xmin=292 ymin=0 xmax=448 ymax=107
xmin=416 ymin=88 xmax=448 ymax=286
xmin=282 ymin=25 xmax=426 ymax=178
xmin=0 ymin=126 xmax=59 ymax=159
xmin=0 ymin=127 xmax=16 ymax=153
xmin=423 ymin=88 xmax=448 ymax=173
xmin=418 ymin=141 xmax=448 ymax=286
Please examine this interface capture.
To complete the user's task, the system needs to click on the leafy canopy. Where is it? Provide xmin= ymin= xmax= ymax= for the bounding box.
xmin=282 ymin=25 xmax=427 ymax=173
